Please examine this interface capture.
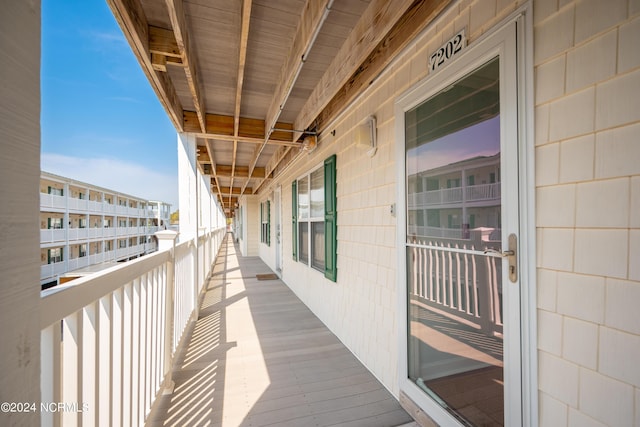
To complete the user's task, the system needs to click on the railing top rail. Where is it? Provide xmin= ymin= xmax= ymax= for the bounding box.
xmin=40 ymin=248 xmax=171 ymax=329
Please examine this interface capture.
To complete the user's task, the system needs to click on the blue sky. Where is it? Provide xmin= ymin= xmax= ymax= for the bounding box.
xmin=41 ymin=0 xmax=178 ymax=208
xmin=406 ymin=116 xmax=500 ymax=175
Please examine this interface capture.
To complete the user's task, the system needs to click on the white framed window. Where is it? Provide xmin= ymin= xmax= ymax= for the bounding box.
xmin=260 ymin=200 xmax=270 ymax=246
xmin=48 ymin=217 xmax=63 ymax=229
xmin=47 ymin=248 xmax=63 ymax=264
xmin=292 ymin=154 xmax=337 ymax=281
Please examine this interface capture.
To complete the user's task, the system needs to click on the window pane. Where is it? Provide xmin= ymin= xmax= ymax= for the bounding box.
xmin=311 ymin=221 xmax=325 ymax=271
xmin=298 ymin=222 xmax=308 ymax=263
xmin=298 ymin=176 xmax=309 ymax=220
xmin=310 ymin=168 xmax=324 ymax=218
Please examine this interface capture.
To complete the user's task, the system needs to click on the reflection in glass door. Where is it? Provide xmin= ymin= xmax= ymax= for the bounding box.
xmin=405 ymin=57 xmax=507 ymax=426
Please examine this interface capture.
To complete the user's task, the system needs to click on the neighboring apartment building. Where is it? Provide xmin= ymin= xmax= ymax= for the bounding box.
xmin=39 ymin=171 xmax=171 ymax=288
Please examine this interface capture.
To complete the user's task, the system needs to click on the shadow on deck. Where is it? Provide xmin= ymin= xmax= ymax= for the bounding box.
xmin=146 ymin=234 xmax=413 ymax=427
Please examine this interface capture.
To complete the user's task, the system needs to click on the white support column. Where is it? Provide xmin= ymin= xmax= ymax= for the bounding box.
xmin=177 ymin=133 xmax=198 ymax=242
xmin=155 ymin=230 xmax=178 ymax=395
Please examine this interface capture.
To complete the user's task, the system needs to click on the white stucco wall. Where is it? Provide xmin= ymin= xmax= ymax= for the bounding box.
xmin=0 ymin=1 xmax=42 ymax=424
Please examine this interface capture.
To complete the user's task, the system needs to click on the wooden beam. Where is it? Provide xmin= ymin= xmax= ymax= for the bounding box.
xmin=294 ymin=0 xmax=452 ymax=137
xmin=107 ymin=0 xmax=184 ymax=130
xmin=183 ymin=112 xmax=299 ymax=146
xmin=216 ymin=165 xmax=266 ymax=179
xmin=264 ymin=0 xmax=332 ymax=137
xmin=246 ymin=0 xmax=333 ymax=196
xmin=218 ymin=186 xmax=253 ymax=196
xmin=229 ymin=0 xmax=253 ymax=209
xmin=204 ymin=139 xmax=225 ymax=208
xmin=148 ymin=25 xmax=181 ymax=57
xmin=166 ymin=0 xmax=207 ymax=133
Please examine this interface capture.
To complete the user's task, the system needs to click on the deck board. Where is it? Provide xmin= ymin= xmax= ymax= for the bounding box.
xmin=146 ymin=234 xmax=412 ymax=427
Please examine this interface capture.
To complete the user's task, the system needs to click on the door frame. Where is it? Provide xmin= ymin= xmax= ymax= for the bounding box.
xmin=395 ymin=5 xmax=537 ymax=426
xmin=274 ymin=186 xmax=283 ymax=274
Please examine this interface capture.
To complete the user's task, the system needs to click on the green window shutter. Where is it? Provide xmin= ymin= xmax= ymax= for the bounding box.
xmin=324 ymin=154 xmax=337 ymax=282
xmin=260 ymin=202 xmax=263 ymax=242
xmin=47 ymin=217 xmax=51 ymax=229
xmin=47 ymin=249 xmax=51 ymax=264
xmin=292 ymin=180 xmax=298 ymax=260
xmin=267 ymin=200 xmax=271 ymax=246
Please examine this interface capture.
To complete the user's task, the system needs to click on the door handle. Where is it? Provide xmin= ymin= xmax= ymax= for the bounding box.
xmin=484 ymin=233 xmax=518 ymax=283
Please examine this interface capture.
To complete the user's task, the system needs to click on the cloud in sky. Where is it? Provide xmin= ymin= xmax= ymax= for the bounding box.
xmin=41 ymin=153 xmax=178 ymax=210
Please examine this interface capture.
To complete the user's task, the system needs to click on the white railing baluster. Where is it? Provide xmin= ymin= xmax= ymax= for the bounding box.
xmin=447 ymin=244 xmax=454 ymax=308
xmin=428 ymin=245 xmax=433 ymax=301
xmin=455 ymin=245 xmax=462 ymax=311
xmin=98 ymin=296 xmax=111 ymax=427
xmin=62 ymin=312 xmax=79 ymax=427
xmin=122 ymin=282 xmax=132 ymax=427
xmin=82 ymin=303 xmax=96 ymax=427
xmin=111 ymin=288 xmax=123 ymax=427
xmin=131 ymin=279 xmax=140 ymax=426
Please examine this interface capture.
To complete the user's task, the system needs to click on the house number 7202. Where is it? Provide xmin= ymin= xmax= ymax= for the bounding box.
xmin=429 ymin=29 xmax=466 ymax=73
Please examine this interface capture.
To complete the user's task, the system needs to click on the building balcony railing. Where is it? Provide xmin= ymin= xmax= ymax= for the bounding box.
xmin=67 ymin=228 xmax=89 ymax=241
xmin=41 ymin=261 xmax=66 ymax=281
xmin=67 ymin=255 xmax=90 ymax=272
xmin=67 ymin=197 xmax=89 ymax=211
xmin=408 ymin=182 xmax=501 ymax=208
xmin=40 ymin=193 xmax=66 ymax=209
xmin=40 ymin=228 xmax=226 ymax=426
xmin=40 ymin=228 xmax=66 ymax=243
xmin=40 ymin=226 xmax=152 ymax=244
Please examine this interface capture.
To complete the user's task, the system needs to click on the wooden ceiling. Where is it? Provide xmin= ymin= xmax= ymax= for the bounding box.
xmin=107 ymin=0 xmax=452 ymax=215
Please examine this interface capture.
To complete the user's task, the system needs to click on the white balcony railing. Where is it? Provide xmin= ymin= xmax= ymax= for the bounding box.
xmin=68 ymin=256 xmax=90 ymax=272
xmin=40 ymin=228 xmax=226 ymax=426
xmin=40 ymin=193 xmax=66 ymax=209
xmin=408 ymin=238 xmax=503 ymax=337
xmin=88 ymin=227 xmax=103 ymax=239
xmin=408 ymin=182 xmax=501 ymax=208
xmin=67 ymin=228 xmax=89 ymax=241
xmin=40 ymin=228 xmax=66 ymax=243
xmin=68 ymin=197 xmax=89 ymax=211
xmin=88 ymin=200 xmax=103 ymax=212
xmin=103 ymin=227 xmax=116 ymax=237
xmin=41 ymin=261 xmax=66 ymax=281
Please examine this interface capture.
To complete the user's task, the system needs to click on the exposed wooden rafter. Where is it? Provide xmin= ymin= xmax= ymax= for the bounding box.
xmin=106 ymin=0 xmax=184 ymax=130
xmin=219 ymin=186 xmax=253 ymax=196
xmin=294 ymin=0 xmax=452 ymax=136
xmin=183 ymin=112 xmax=298 ymax=146
xmin=243 ymin=0 xmax=334 ymax=195
xmin=204 ymin=139 xmax=225 ymax=209
xmin=216 ymin=165 xmax=266 ymax=179
xmin=166 ymin=0 xmax=206 ymax=133
xmin=229 ymin=0 xmax=253 ymax=210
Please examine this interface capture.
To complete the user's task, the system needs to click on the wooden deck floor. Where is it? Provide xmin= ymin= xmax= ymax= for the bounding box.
xmin=146 ymin=234 xmax=413 ymax=427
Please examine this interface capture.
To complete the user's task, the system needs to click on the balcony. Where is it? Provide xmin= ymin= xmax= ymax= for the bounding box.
xmin=67 ymin=197 xmax=89 ymax=211
xmin=41 ymin=261 xmax=66 ymax=281
xmin=40 ymin=231 xmax=411 ymax=426
xmin=40 ymin=228 xmax=66 ymax=243
xmin=408 ymin=182 xmax=501 ymax=208
xmin=40 ymin=192 xmax=66 ymax=209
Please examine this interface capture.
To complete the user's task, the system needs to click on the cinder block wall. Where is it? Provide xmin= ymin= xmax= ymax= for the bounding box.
xmin=0 ymin=1 xmax=42 ymax=424
xmin=534 ymin=0 xmax=640 ymax=425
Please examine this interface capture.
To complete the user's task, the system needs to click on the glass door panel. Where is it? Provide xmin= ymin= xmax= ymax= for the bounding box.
xmin=405 ymin=57 xmax=505 ymax=426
